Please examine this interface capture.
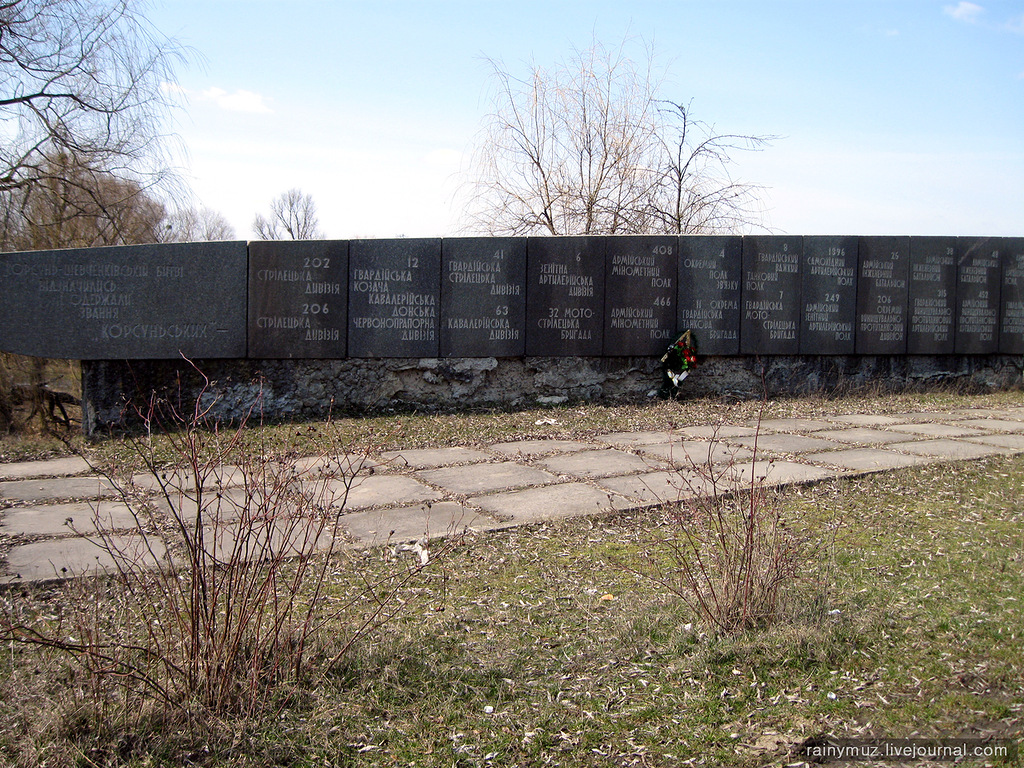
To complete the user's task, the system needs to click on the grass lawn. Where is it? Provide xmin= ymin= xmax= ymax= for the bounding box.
xmin=0 ymin=391 xmax=1022 ymax=766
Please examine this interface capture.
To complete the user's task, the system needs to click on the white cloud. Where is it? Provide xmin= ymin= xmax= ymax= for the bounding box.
xmin=200 ymin=87 xmax=272 ymax=114
xmin=1005 ymin=13 xmax=1024 ymax=33
xmin=944 ymin=2 xmax=984 ymax=23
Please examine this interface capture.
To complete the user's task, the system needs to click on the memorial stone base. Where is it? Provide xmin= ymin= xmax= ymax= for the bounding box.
xmin=81 ymin=355 xmax=1022 ymax=436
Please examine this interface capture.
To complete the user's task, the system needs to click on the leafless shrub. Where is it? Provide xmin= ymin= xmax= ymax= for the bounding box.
xmin=1 ymin=370 xmax=464 ymax=730
xmin=627 ymin=418 xmax=838 ymax=634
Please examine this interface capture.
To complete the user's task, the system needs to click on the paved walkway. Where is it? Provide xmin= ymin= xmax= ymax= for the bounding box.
xmin=3 ymin=403 xmax=1024 ymax=583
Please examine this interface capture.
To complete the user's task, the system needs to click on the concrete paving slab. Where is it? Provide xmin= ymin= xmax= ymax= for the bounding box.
xmin=597 ymin=430 xmax=682 ymax=447
xmin=725 ymin=433 xmax=845 ymax=455
xmin=381 ymin=447 xmax=492 ymax=469
xmin=894 ymin=411 xmax=954 ymax=422
xmin=952 ymin=419 xmax=1024 ymax=433
xmin=965 ymin=434 xmax=1024 ymax=453
xmin=153 ymin=487 xmax=257 ymax=524
xmin=948 ymin=408 xmax=1024 ymax=419
xmin=1 ymin=501 xmax=140 ymax=537
xmin=487 ymin=439 xmax=601 ymax=458
xmin=324 ymin=474 xmax=442 ymax=511
xmin=716 ymin=460 xmax=837 ymax=488
xmin=199 ymin=518 xmax=337 ymax=563
xmin=130 ymin=465 xmax=245 ymax=493
xmin=340 ymin=502 xmax=498 ymax=545
xmin=0 ymin=457 xmax=93 ymax=481
xmin=0 ymin=475 xmax=121 ymax=504
xmin=537 ymin=448 xmax=666 ymax=478
xmin=812 ymin=427 xmax=914 ymax=445
xmin=887 ymin=439 xmax=1014 ymax=460
xmin=2 ymin=535 xmax=168 ymax=583
xmin=754 ymin=418 xmax=836 ymax=432
xmin=803 ymin=448 xmax=934 ymax=471
xmin=883 ymin=423 xmax=990 ymax=438
xmin=676 ymin=425 xmax=763 ymax=439
xmin=596 ymin=469 xmax=723 ymax=504
xmin=827 ymin=414 xmax=907 ymax=426
xmin=634 ymin=440 xmax=754 ymax=466
xmin=289 ymin=453 xmax=379 ymax=477
xmin=469 ymin=482 xmax=633 ymax=523
xmin=416 ymin=462 xmax=558 ymax=495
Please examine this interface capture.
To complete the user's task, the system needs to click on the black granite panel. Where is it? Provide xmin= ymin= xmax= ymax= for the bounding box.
xmin=676 ymin=236 xmax=741 ymax=355
xmin=740 ymin=236 xmax=801 ymax=354
xmin=855 ymin=236 xmax=910 ymax=354
xmin=525 ymin=237 xmax=605 ymax=356
xmin=439 ymin=238 xmax=526 ymax=357
xmin=1000 ymin=237 xmax=1024 ymax=355
xmin=800 ymin=236 xmax=857 ymax=354
xmin=603 ymin=236 xmax=677 ymax=355
xmin=0 ymin=242 xmax=247 ymax=359
xmin=907 ymin=237 xmax=956 ymax=354
xmin=955 ymin=237 xmax=1002 ymax=354
xmin=248 ymin=240 xmax=348 ymax=358
xmin=347 ymin=239 xmax=440 ymax=358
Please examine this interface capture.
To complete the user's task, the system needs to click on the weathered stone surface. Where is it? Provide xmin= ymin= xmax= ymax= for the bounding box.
xmin=0 ymin=501 xmax=138 ymax=536
xmin=416 ymin=461 xmax=557 ymax=495
xmin=0 ymin=457 xmax=92 ymax=481
xmin=677 ymin=236 xmax=742 ymax=354
xmin=740 ymin=236 xmax=801 ymax=354
xmin=888 ymin=438 xmax=1012 ymax=459
xmin=440 ymin=238 xmax=526 ymax=357
xmin=469 ymin=482 xmax=632 ymax=522
xmin=603 ymin=236 xmax=677 ymax=355
xmin=348 ymin=239 xmax=441 ymax=357
xmin=999 ymin=237 xmax=1024 ymax=354
xmin=0 ymin=476 xmax=119 ymax=503
xmin=803 ymin=448 xmax=933 ymax=471
xmin=248 ymin=240 xmax=348 ymax=358
xmin=800 ymin=236 xmax=857 ymax=354
xmin=537 ymin=449 xmax=663 ymax=478
xmin=525 ymin=237 xmax=605 ymax=356
xmin=0 ymin=242 xmax=247 ymax=359
xmin=856 ymin=236 xmax=910 ymax=354
xmin=956 ymin=237 xmax=1002 ymax=354
xmin=1 ymin=535 xmax=168 ymax=583
xmin=908 ymin=237 xmax=956 ymax=354
xmin=381 ymin=447 xmax=492 ymax=469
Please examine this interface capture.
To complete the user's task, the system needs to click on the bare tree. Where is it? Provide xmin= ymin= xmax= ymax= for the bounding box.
xmin=463 ymin=38 xmax=773 ymax=236
xmin=252 ymin=188 xmax=324 ymax=240
xmin=0 ymin=151 xmax=167 ymax=250
xmin=0 ymin=0 xmax=184 ymax=197
xmin=160 ymin=206 xmax=236 ymax=242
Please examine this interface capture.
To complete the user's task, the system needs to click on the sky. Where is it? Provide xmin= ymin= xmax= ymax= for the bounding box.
xmin=146 ymin=0 xmax=1024 ymax=240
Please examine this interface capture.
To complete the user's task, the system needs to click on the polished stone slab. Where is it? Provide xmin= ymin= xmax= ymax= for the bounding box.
xmin=603 ymin=236 xmax=677 ymax=355
xmin=525 ymin=237 xmax=605 ymax=356
xmin=677 ymin=235 xmax=742 ymax=355
xmin=740 ymin=235 xmax=802 ymax=354
xmin=907 ymin=236 xmax=956 ymax=354
xmin=248 ymin=240 xmax=349 ymax=358
xmin=955 ymin=236 xmax=1002 ymax=354
xmin=800 ymin=235 xmax=857 ymax=354
xmin=440 ymin=238 xmax=526 ymax=357
xmin=856 ymin=236 xmax=910 ymax=354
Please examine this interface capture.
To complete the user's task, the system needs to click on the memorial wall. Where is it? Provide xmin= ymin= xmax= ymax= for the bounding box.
xmin=3 ymin=235 xmax=1024 ymax=362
